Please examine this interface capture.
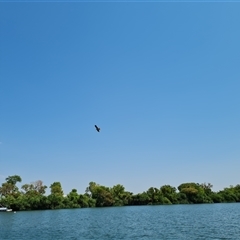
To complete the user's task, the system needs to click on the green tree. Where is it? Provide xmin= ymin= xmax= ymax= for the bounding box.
xmin=85 ymin=182 xmax=114 ymax=207
xmin=131 ymin=192 xmax=150 ymax=205
xmin=85 ymin=182 xmax=98 ymax=197
xmin=0 ymin=175 xmax=22 ymax=198
xmin=234 ymin=184 xmax=240 ymax=202
xmin=78 ymin=194 xmax=89 ymax=207
xmin=21 ymin=180 xmax=47 ymax=196
xmin=147 ymin=187 xmax=161 ymax=204
xmin=200 ymin=183 xmax=213 ymax=196
xmin=21 ymin=180 xmax=48 ymax=210
xmin=6 ymin=175 xmax=22 ymax=185
xmin=94 ymin=186 xmax=114 ymax=207
xmin=160 ymin=185 xmax=178 ymax=204
xmin=218 ymin=186 xmax=238 ymax=203
xmin=48 ymin=182 xmax=64 ymax=209
xmin=66 ymin=189 xmax=80 ymax=208
xmin=178 ymin=183 xmax=212 ymax=203
xmin=111 ymin=184 xmax=126 ymax=206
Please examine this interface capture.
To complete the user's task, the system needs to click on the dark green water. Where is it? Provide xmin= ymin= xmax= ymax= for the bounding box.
xmin=0 ymin=203 xmax=239 ymax=239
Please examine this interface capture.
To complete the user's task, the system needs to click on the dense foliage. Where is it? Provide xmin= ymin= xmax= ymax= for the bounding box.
xmin=0 ymin=175 xmax=240 ymax=211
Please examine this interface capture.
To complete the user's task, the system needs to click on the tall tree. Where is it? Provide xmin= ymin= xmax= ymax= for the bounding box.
xmin=6 ymin=175 xmax=22 ymax=185
xmin=48 ymin=182 xmax=64 ymax=209
xmin=160 ymin=185 xmax=178 ymax=204
xmin=0 ymin=175 xmax=22 ymax=197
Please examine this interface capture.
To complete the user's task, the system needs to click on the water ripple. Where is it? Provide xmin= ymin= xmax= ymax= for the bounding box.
xmin=0 ymin=203 xmax=240 ymax=240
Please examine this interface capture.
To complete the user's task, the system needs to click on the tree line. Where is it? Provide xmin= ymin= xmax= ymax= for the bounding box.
xmin=0 ymin=175 xmax=239 ymax=211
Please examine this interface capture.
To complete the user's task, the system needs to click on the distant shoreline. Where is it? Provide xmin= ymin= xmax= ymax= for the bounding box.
xmin=0 ymin=175 xmax=240 ymax=211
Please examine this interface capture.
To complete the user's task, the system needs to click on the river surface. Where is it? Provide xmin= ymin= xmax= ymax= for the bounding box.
xmin=0 ymin=203 xmax=240 ymax=239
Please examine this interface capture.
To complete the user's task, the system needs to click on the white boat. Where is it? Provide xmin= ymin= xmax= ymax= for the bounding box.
xmin=0 ymin=205 xmax=12 ymax=212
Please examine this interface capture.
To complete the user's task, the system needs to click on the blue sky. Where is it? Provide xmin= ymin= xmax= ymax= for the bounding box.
xmin=1 ymin=2 xmax=239 ymax=195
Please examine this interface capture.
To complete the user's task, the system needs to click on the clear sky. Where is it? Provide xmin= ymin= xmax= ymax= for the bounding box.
xmin=1 ymin=1 xmax=239 ymax=195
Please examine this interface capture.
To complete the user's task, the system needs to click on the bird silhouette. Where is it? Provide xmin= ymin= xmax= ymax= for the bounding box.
xmin=95 ymin=125 xmax=100 ymax=132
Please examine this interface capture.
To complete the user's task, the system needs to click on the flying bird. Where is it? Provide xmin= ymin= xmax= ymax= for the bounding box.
xmin=95 ymin=125 xmax=100 ymax=132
